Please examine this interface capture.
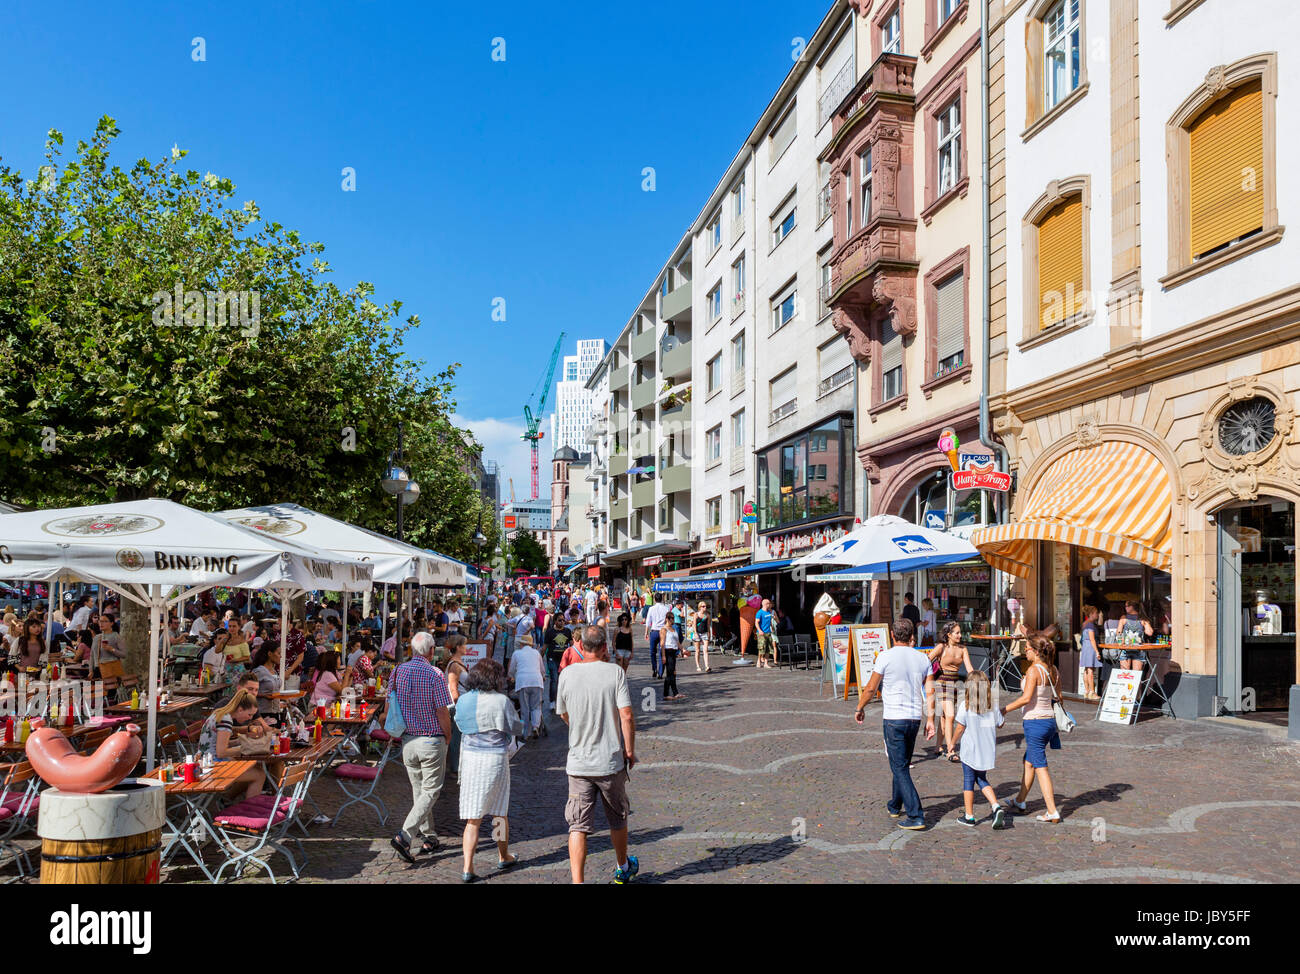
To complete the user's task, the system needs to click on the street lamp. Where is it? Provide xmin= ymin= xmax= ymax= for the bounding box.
xmin=382 ymin=422 xmax=420 ymax=659
xmin=472 ymin=521 xmax=487 ymax=631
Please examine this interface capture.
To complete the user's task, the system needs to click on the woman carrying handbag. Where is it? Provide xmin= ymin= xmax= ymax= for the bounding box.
xmin=999 ymin=635 xmax=1065 ymax=823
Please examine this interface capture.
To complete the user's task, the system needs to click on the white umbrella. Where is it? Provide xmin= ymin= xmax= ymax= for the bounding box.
xmin=0 ymin=498 xmax=373 ymax=770
xmin=218 ymin=502 xmax=468 ymax=671
xmin=794 ymin=515 xmax=979 ymax=622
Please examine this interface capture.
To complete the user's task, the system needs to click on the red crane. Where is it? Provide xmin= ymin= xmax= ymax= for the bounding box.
xmin=521 ymin=333 xmax=565 ymax=500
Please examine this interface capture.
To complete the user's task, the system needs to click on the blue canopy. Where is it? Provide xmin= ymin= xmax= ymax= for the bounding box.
xmin=723 ymin=559 xmax=792 ymax=576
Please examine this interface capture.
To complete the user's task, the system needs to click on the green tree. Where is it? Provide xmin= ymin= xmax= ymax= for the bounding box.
xmin=508 ymin=531 xmax=549 ymax=575
xmin=0 ymin=119 xmax=493 ymax=670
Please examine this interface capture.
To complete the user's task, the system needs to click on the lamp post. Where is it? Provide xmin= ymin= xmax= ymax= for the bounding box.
xmin=472 ymin=521 xmax=487 ymax=633
xmin=382 ymin=422 xmax=420 ymax=661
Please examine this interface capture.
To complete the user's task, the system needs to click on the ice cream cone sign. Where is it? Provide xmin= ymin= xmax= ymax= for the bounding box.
xmin=938 ymin=429 xmax=960 ymax=472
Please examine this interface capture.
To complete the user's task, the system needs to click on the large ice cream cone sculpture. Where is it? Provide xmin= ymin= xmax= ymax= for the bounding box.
xmin=813 ymin=610 xmax=830 ymax=655
xmin=738 ymin=595 xmax=759 ymax=654
xmin=938 ymin=428 xmax=960 ymax=471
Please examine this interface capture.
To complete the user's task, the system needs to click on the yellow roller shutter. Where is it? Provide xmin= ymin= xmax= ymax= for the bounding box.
xmin=1037 ymin=196 xmax=1084 ymax=330
xmin=1189 ymin=80 xmax=1263 ymax=260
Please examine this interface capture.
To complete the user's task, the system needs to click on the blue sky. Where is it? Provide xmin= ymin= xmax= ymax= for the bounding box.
xmin=2 ymin=0 xmax=831 ymax=499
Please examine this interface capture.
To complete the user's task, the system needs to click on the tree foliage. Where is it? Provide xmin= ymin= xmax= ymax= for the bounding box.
xmin=508 ymin=530 xmax=549 ymax=576
xmin=0 ymin=117 xmax=499 ymax=562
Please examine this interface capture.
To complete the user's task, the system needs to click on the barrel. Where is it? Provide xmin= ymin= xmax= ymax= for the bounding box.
xmin=37 ymin=779 xmax=166 ymax=884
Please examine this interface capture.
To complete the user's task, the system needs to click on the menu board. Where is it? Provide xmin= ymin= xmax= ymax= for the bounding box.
xmin=826 ymin=624 xmax=853 ymax=693
xmin=1098 ymin=668 xmax=1142 ymax=724
xmin=851 ymin=625 xmax=890 ymax=693
xmin=461 ymin=643 xmax=491 ymax=666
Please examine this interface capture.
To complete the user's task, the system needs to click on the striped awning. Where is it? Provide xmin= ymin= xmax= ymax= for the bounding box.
xmin=971 ymin=442 xmax=1173 ymax=577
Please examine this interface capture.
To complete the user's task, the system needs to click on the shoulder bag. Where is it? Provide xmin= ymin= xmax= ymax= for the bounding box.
xmin=1043 ymin=665 xmax=1076 ymax=733
xmin=383 ymin=666 xmax=407 ymax=737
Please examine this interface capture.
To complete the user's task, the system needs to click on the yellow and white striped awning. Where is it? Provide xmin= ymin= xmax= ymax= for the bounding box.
xmin=971 ymin=442 xmax=1173 ymax=577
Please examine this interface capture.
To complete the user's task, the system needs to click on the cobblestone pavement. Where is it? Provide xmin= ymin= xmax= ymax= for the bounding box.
xmin=9 ymin=638 xmax=1299 ymax=884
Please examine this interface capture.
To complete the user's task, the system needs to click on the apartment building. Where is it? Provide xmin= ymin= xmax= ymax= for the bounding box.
xmin=551 ymin=339 xmax=609 ymax=454
xmin=976 ymin=0 xmax=1300 ymax=729
xmin=824 ymin=0 xmax=993 ymax=623
xmin=688 ymin=7 xmax=863 ymax=571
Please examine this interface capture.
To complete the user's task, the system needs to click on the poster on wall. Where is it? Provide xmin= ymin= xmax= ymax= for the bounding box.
xmin=851 ymin=624 xmax=890 ymax=693
xmin=1098 ymin=668 xmax=1142 ymax=724
xmin=826 ymin=624 xmax=852 ymax=694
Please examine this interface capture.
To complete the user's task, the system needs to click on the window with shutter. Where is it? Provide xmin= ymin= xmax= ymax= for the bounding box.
xmin=1037 ymin=196 xmax=1084 ymax=330
xmin=769 ymin=106 xmax=797 ymax=164
xmin=770 ymin=368 xmax=797 ymax=422
xmin=881 ymin=320 xmax=903 ymax=400
xmin=935 ymin=270 xmax=965 ymax=374
xmin=1189 ymin=80 xmax=1264 ymax=260
xmin=818 ymin=338 xmax=853 ymax=394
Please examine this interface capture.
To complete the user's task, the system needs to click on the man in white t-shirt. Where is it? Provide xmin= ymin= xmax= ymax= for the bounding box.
xmin=854 ymin=618 xmax=935 ymax=830
xmin=190 ymin=609 xmax=216 ymax=640
xmin=69 ymin=596 xmax=94 ymax=632
xmin=643 ymin=595 xmax=672 ymax=680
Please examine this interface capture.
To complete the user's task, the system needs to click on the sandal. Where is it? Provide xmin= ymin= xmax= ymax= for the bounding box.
xmin=947 ymin=752 xmax=961 ymax=763
xmin=419 ymin=839 xmax=441 ymax=856
xmin=1036 ymin=811 xmax=1061 ymax=823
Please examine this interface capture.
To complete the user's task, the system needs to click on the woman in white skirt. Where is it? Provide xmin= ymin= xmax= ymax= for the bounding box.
xmin=453 ymin=657 xmax=525 ymax=882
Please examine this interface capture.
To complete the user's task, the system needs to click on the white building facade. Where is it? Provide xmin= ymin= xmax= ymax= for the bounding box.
xmin=551 ymin=338 xmax=609 ymax=454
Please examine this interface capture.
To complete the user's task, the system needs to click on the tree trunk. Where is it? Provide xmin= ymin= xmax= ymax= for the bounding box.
xmin=119 ymin=597 xmax=150 ymax=680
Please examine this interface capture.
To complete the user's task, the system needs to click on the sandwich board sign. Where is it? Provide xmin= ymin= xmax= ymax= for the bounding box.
xmin=826 ymin=624 xmax=853 ymax=697
xmin=851 ymin=624 xmax=890 ymax=694
xmin=1098 ymin=668 xmax=1142 ymax=724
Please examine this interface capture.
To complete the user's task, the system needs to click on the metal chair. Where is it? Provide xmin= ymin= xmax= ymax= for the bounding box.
xmin=210 ymin=760 xmax=312 ymax=883
xmin=330 ymin=739 xmax=397 ymax=826
xmin=0 ymin=760 xmax=40 ymax=881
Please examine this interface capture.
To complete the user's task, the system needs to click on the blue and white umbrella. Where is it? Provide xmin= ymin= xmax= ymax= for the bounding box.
xmin=793 ymin=516 xmax=979 ymax=620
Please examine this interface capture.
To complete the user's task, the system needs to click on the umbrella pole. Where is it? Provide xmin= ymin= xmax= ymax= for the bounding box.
xmin=888 ymin=563 xmax=894 ymax=626
xmin=279 ymin=597 xmax=289 ymax=687
xmin=146 ymin=587 xmax=161 ymax=773
xmin=380 ymin=583 xmax=389 ymax=651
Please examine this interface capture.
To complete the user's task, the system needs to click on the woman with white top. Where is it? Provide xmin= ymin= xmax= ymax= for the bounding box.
xmin=999 ymin=635 xmax=1063 ymax=823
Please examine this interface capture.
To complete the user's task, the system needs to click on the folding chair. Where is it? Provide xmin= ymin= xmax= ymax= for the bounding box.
xmin=77 ymin=726 xmax=117 ymax=753
xmin=210 ymin=760 xmax=311 ymax=883
xmin=296 ymin=732 xmax=346 ymax=833
xmin=0 ymin=760 xmax=40 ymax=881
xmin=330 ymin=739 xmax=397 ymax=826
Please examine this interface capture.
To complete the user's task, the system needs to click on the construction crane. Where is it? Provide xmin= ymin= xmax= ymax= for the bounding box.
xmin=522 ymin=333 xmax=566 ymax=500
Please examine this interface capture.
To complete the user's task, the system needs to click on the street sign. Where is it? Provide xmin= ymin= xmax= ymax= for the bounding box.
xmin=952 ymin=469 xmax=1011 ymax=491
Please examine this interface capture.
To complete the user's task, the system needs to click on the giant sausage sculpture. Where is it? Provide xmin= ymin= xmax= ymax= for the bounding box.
xmin=25 ymin=723 xmax=143 ymax=793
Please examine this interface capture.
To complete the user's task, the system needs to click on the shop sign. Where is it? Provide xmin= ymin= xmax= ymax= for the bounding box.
xmin=712 ymin=538 xmax=752 ymax=559
xmin=928 ymin=565 xmax=991 ymax=584
xmin=923 ymin=509 xmax=946 ymax=530
xmin=651 ymin=578 xmax=725 ymax=594
xmin=503 ymin=515 xmax=517 ymax=530
xmin=761 ymin=524 xmax=848 ymax=560
xmin=741 ymin=501 xmax=758 ymax=524
xmin=952 ymin=469 xmax=1011 ymax=492
xmin=959 ymin=451 xmax=996 ymax=472
xmin=643 ymin=556 xmax=662 ymax=567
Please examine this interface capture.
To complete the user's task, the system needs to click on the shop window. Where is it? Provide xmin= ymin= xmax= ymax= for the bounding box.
xmin=756 ymin=416 xmax=852 ymax=531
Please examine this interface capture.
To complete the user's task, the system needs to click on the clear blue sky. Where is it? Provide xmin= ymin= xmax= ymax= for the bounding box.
xmin=2 ymin=0 xmax=832 ymax=498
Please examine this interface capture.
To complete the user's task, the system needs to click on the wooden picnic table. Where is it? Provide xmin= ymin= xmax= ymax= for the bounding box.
xmin=164 ymin=681 xmax=230 ymax=697
xmin=244 ymin=735 xmax=341 ymax=764
xmin=143 ymin=758 xmax=260 ymax=881
xmin=107 ymin=695 xmax=207 ymax=717
xmin=319 ymin=702 xmax=379 ymax=727
xmin=271 ymin=688 xmax=308 ymax=701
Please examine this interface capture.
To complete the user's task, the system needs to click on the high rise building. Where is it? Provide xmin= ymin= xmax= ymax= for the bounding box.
xmin=551 ymin=338 xmax=609 ymax=454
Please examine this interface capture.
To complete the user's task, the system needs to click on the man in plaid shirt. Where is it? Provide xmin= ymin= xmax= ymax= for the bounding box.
xmin=389 ymin=631 xmax=453 ymax=863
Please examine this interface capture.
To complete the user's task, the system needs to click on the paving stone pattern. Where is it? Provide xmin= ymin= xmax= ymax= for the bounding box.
xmin=10 ymin=635 xmax=1299 ymax=884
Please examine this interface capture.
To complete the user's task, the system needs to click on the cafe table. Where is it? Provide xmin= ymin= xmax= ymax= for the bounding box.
xmin=967 ymin=633 xmax=1027 ymax=688
xmin=163 ymin=681 xmax=230 ymax=699
xmin=143 ymin=759 xmax=260 ymax=882
xmin=107 ymin=695 xmax=207 ymax=718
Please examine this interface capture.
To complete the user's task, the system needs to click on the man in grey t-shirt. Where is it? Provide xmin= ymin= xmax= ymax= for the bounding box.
xmin=555 ymin=625 xmax=639 ymax=884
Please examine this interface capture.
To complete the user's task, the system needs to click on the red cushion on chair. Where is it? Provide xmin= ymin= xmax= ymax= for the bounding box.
xmin=0 ymin=807 xmax=12 ymax=822
xmin=334 ymin=763 xmax=378 ymax=781
xmin=215 ymin=797 xmax=287 ymax=829
xmin=1 ymin=794 xmax=34 ymax=814
xmin=243 ymin=795 xmax=301 ymax=813
xmin=369 ymin=728 xmax=392 ymax=741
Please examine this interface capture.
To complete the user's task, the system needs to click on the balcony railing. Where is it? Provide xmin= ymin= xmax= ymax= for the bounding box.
xmin=819 ymin=57 xmax=856 ymax=128
xmin=818 ymin=365 xmax=853 ymax=397
xmin=770 ymin=399 xmax=798 ymax=425
xmin=731 ymin=291 xmax=745 ymax=318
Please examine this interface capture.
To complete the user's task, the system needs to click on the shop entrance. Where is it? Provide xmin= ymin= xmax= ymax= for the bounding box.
xmin=1217 ymin=498 xmax=1296 ymax=717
